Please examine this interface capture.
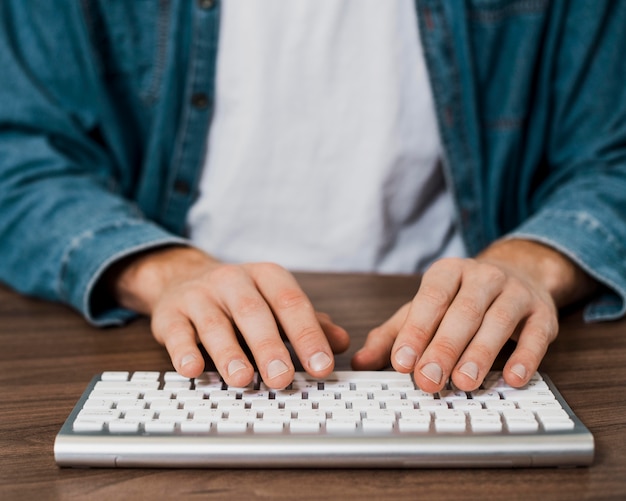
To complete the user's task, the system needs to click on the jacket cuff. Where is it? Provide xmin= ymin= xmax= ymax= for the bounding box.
xmin=506 ymin=209 xmax=626 ymax=322
xmin=58 ymin=219 xmax=190 ymax=326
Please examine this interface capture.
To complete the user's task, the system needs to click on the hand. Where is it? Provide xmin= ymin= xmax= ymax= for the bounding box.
xmin=352 ymin=239 xmax=598 ymax=392
xmin=108 ymin=246 xmax=350 ymax=389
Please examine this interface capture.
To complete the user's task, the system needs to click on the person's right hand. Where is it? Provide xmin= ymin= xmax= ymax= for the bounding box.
xmin=107 ymin=246 xmax=350 ymax=389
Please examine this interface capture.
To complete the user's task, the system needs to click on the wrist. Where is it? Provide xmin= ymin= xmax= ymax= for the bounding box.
xmin=476 ymin=238 xmax=598 ymax=309
xmin=106 ymin=245 xmax=218 ymax=314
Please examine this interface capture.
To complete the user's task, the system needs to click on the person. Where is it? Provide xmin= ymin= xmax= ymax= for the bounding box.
xmin=0 ymin=1 xmax=624 ymax=393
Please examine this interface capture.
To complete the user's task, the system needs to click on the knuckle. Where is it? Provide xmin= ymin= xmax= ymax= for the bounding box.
xmin=454 ymin=296 xmax=483 ymax=323
xmin=210 ymin=263 xmax=246 ymax=284
xmin=431 ymin=338 xmax=461 ymax=364
xmin=402 ymin=321 xmax=433 ymax=345
xmin=489 ymin=305 xmax=518 ymax=330
xmin=274 ymin=288 xmax=310 ymax=310
xmin=418 ymin=284 xmax=453 ymax=309
xmin=290 ymin=324 xmax=324 ymax=346
xmin=235 ymin=295 xmax=267 ymax=317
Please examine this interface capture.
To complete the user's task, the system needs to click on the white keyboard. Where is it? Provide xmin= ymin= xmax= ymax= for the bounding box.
xmin=54 ymin=370 xmax=594 ymax=468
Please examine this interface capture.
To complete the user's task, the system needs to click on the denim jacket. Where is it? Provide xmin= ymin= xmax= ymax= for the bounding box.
xmin=1 ymin=0 xmax=625 ymax=325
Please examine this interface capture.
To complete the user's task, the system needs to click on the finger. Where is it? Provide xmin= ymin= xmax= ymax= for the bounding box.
xmin=184 ymin=295 xmax=256 ymax=388
xmin=352 ymin=303 xmax=410 ymax=370
xmin=316 ymin=312 xmax=350 ymax=354
xmin=450 ymin=283 xmax=533 ymax=390
xmin=250 ymin=263 xmax=336 ymax=379
xmin=215 ymin=266 xmax=295 ymax=389
xmin=502 ymin=306 xmax=558 ymax=388
xmin=389 ymin=260 xmax=464 ymax=374
xmin=151 ymin=308 xmax=205 ymax=379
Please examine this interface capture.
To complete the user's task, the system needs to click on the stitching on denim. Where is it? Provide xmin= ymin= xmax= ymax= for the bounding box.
xmin=468 ymin=0 xmax=549 ymax=23
xmin=142 ymin=0 xmax=171 ymax=106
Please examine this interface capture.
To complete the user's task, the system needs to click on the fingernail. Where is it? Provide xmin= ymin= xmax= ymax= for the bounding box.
xmin=267 ymin=359 xmax=290 ymax=379
xmin=308 ymin=352 xmax=332 ymax=372
xmin=227 ymin=359 xmax=247 ymax=377
xmin=420 ymin=362 xmax=443 ymax=385
xmin=395 ymin=346 xmax=418 ymax=369
xmin=181 ymin=354 xmax=197 ymax=368
xmin=511 ymin=363 xmax=527 ymax=380
xmin=458 ymin=361 xmax=479 ymax=381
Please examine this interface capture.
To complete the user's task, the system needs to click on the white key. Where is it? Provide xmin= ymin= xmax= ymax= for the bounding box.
xmin=484 ymin=400 xmax=517 ymax=411
xmin=289 ymin=419 xmax=321 ymax=433
xmin=371 ymin=391 xmax=402 ymax=402
xmin=535 ymin=409 xmax=570 ymax=420
xmin=180 ymin=420 xmax=212 ymax=433
xmin=506 ymin=419 xmax=540 ymax=433
xmin=157 ymin=409 xmax=189 ymax=421
xmin=306 ymin=390 xmax=338 ymax=402
xmin=398 ymin=418 xmax=431 ymax=432
xmin=501 ymin=390 xmax=555 ymax=402
xmin=326 ymin=419 xmax=358 ymax=433
xmin=142 ymin=390 xmax=173 ymax=402
xmin=174 ymin=389 xmax=206 ymax=402
xmin=73 ymin=419 xmax=105 ymax=432
xmin=273 ymin=389 xmax=305 ymax=400
xmin=405 ymin=390 xmax=438 ymax=401
xmin=365 ymin=409 xmax=396 ymax=421
xmin=434 ymin=419 xmax=467 ymax=432
xmin=216 ymin=400 xmax=247 ymax=410
xmin=77 ymin=408 xmax=121 ymax=420
xmin=149 ymin=399 xmax=179 ymax=410
xmin=384 ymin=399 xmax=415 ymax=411
xmin=144 ymin=420 xmax=176 ymax=433
xmin=418 ymin=400 xmax=448 ymax=410
xmin=130 ymin=371 xmax=161 ymax=382
xmin=319 ymin=400 xmax=348 ymax=410
xmin=82 ymin=399 xmax=114 ymax=410
xmin=207 ymin=390 xmax=240 ymax=401
xmin=249 ymin=400 xmax=280 ymax=410
xmin=385 ymin=381 xmax=416 ymax=390
xmin=163 ymin=371 xmax=191 ymax=382
xmin=296 ymin=409 xmax=327 ymax=424
xmin=192 ymin=408 xmax=223 ymax=421
xmin=439 ymin=390 xmax=469 ymax=402
xmin=541 ymin=419 xmax=575 ymax=431
xmin=516 ymin=400 xmax=562 ymax=410
xmin=94 ymin=381 xmax=160 ymax=391
xmin=240 ymin=390 xmax=272 ymax=402
xmin=330 ymin=409 xmax=361 ymax=421
xmin=470 ymin=390 xmax=502 ymax=402
xmin=451 ymin=400 xmax=483 ymax=411
xmin=253 ymin=419 xmax=285 ymax=433
xmin=282 ymin=400 xmax=313 ymax=410
xmin=261 ymin=409 xmax=293 ymax=423
xmin=362 ymin=419 xmax=394 ymax=433
xmin=470 ymin=419 xmax=503 ymax=433
xmin=163 ymin=381 xmax=191 ymax=391
xmin=108 ymin=419 xmax=141 ymax=433
xmin=115 ymin=399 xmax=146 ymax=410
xmin=226 ymin=409 xmax=258 ymax=422
xmin=100 ymin=371 xmax=130 ymax=382
xmin=350 ymin=399 xmax=381 ymax=411
xmin=353 ymin=382 xmax=384 ymax=391
xmin=123 ymin=409 xmax=156 ymax=421
xmin=216 ymin=419 xmax=248 ymax=433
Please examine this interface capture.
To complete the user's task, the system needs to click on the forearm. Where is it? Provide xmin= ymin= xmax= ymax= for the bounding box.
xmin=476 ymin=238 xmax=599 ymax=310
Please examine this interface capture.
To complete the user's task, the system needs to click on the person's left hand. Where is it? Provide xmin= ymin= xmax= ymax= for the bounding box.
xmin=351 ymin=239 xmax=597 ymax=392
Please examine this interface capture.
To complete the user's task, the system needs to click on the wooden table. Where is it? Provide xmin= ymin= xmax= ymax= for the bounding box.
xmin=1 ymin=273 xmax=625 ymax=500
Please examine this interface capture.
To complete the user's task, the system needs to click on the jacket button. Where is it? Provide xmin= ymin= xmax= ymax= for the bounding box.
xmin=198 ymin=0 xmax=216 ymax=9
xmin=174 ymin=179 xmax=191 ymax=196
xmin=191 ymin=92 xmax=210 ymax=110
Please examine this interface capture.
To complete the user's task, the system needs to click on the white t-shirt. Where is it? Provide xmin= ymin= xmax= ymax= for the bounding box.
xmin=187 ymin=0 xmax=466 ymax=273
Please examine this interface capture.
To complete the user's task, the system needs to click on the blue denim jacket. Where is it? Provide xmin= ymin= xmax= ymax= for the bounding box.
xmin=1 ymin=0 xmax=625 ymax=325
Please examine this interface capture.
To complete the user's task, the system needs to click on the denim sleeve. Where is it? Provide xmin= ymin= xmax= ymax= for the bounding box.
xmin=0 ymin=2 xmax=187 ymax=325
xmin=508 ymin=1 xmax=626 ymax=322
